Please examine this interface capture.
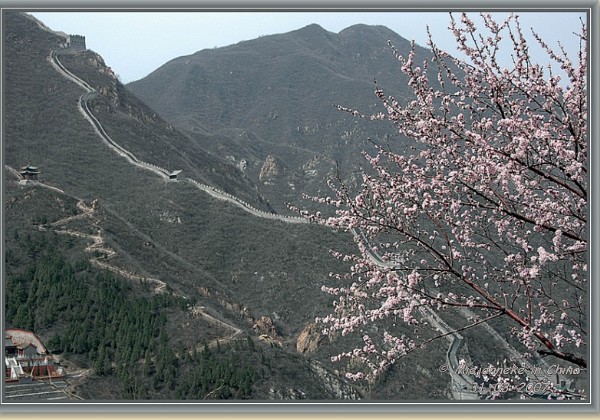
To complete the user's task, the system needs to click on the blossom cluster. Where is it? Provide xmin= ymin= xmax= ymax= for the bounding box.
xmin=307 ymin=13 xmax=588 ymax=387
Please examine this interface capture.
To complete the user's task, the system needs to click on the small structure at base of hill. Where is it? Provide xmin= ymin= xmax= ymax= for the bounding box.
xmin=4 ymin=328 xmax=65 ymax=382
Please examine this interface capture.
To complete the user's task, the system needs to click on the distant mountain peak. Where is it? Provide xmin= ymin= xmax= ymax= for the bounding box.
xmin=300 ymin=23 xmax=327 ymax=31
xmin=339 ymin=23 xmax=404 ymax=41
xmin=340 ymin=23 xmax=388 ymax=32
xmin=288 ymin=23 xmax=333 ymax=41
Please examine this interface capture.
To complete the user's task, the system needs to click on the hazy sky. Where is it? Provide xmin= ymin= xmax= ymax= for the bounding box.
xmin=30 ymin=11 xmax=586 ymax=83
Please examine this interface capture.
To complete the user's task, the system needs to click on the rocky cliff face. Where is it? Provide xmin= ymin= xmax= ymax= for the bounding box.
xmin=265 ymin=359 xmax=362 ymax=400
xmin=83 ymin=52 xmax=121 ymax=107
xmin=252 ymin=315 xmax=278 ymax=336
xmin=296 ymin=322 xmax=326 ymax=353
xmin=258 ymin=155 xmax=281 ymax=182
xmin=309 ymin=360 xmax=362 ymax=400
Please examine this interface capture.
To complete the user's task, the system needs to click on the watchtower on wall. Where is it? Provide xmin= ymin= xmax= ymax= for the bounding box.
xmin=66 ymin=34 xmax=86 ymax=50
xmin=19 ymin=164 xmax=40 ymax=181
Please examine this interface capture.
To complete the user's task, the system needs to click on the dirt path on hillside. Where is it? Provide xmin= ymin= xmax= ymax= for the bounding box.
xmin=51 ymin=198 xmax=168 ymax=295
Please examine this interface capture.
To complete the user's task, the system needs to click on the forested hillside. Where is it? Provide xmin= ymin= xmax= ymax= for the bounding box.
xmin=4 ymin=12 xmax=425 ymax=400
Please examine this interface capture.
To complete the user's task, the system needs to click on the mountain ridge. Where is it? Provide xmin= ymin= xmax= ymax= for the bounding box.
xmin=127 ymin=22 xmax=433 ymax=212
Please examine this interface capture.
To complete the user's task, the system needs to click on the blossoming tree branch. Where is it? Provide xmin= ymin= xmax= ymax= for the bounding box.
xmin=303 ymin=13 xmax=587 ymax=386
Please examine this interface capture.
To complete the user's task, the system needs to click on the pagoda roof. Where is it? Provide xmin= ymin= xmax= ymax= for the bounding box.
xmin=20 ymin=164 xmax=40 ymax=173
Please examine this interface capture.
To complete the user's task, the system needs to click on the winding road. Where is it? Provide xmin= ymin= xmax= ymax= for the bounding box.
xmin=349 ymin=228 xmax=478 ymax=397
xmin=188 ymin=305 xmax=243 ymax=352
xmin=48 ymin=199 xmax=169 ymax=295
xmin=357 ymin=228 xmax=574 ymax=399
xmin=355 ymin=228 xmax=481 ymax=399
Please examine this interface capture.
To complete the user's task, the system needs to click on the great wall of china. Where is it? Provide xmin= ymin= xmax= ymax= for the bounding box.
xmin=7 ymin=47 xmax=312 ymax=378
xmin=50 ymin=49 xmax=309 ymax=225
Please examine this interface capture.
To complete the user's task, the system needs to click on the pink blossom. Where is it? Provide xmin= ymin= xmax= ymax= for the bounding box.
xmin=305 ymin=12 xmax=587 ymax=387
